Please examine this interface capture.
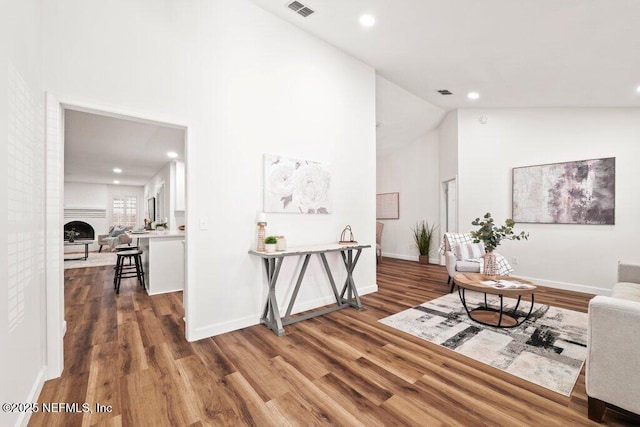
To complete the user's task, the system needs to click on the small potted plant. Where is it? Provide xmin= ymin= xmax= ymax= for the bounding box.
xmin=471 ymin=212 xmax=529 ymax=277
xmin=65 ymin=228 xmax=80 ymax=243
xmin=412 ymin=221 xmax=437 ymax=264
xmin=264 ymin=236 xmax=278 ymax=253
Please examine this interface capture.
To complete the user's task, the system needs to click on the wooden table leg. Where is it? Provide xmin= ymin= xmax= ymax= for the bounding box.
xmin=339 ymin=248 xmax=363 ymax=309
xmin=261 ymin=257 xmax=285 ymax=336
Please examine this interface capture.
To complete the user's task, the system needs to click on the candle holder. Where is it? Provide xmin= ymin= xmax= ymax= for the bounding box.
xmin=257 ymin=221 xmax=267 ymax=252
xmin=256 ymin=212 xmax=267 ymax=252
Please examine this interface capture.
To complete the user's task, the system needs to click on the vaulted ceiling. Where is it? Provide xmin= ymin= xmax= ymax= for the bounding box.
xmin=249 ymin=0 xmax=640 ymax=153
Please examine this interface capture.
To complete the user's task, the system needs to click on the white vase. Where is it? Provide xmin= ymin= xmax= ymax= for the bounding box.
xmin=265 ymin=243 xmax=277 ymax=253
xmin=276 ymin=236 xmax=287 ymax=251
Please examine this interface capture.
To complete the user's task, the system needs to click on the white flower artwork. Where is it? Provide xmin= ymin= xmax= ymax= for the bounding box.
xmin=264 ymin=154 xmax=331 ymax=214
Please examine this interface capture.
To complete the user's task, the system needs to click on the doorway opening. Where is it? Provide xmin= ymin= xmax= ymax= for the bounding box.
xmin=45 ymin=96 xmax=188 ymax=379
xmin=443 ymin=178 xmax=457 ymax=233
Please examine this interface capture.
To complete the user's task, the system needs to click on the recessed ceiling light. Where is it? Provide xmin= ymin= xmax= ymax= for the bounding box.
xmin=359 ymin=14 xmax=375 ymax=27
xmin=113 ymin=168 xmax=122 ymax=173
xmin=636 ymin=85 xmax=640 ymax=93
xmin=467 ymin=91 xmax=480 ymax=100
xmin=113 ymin=180 xmax=120 ymax=184
xmin=167 ymin=151 xmax=178 ymax=158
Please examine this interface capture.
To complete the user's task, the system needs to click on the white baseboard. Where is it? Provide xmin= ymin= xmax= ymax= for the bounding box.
xmin=516 ymin=275 xmax=610 ymax=296
xmin=17 ymin=366 xmax=47 ymax=427
xmin=381 ymin=254 xmax=608 ymax=296
xmin=382 ymin=252 xmax=440 ymax=264
xmin=187 ymin=284 xmax=378 ymax=342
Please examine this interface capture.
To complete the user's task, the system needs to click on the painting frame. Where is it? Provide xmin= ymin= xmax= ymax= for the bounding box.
xmin=512 ymin=157 xmax=615 ymax=225
xmin=263 ymin=154 xmax=332 ymax=214
xmin=376 ymin=192 xmax=399 ymax=220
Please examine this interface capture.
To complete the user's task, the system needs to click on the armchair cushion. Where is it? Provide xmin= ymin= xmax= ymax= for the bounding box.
xmin=110 ymin=226 xmax=127 ymax=238
xmin=456 ymin=260 xmax=482 ymax=272
xmin=612 ymin=282 xmax=640 ymax=302
xmin=456 ymin=242 xmax=485 ymax=260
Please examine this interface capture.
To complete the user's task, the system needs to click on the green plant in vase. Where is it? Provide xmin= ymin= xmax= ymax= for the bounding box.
xmin=65 ymin=228 xmax=80 ymax=242
xmin=412 ymin=220 xmax=437 ymax=264
xmin=471 ymin=212 xmax=528 ymax=277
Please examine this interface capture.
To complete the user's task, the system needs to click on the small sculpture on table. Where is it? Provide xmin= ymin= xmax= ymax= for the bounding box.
xmin=339 ymin=225 xmax=358 ymax=246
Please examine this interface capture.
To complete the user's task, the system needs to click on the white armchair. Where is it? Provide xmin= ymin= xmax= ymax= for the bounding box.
xmin=443 ymin=232 xmax=482 ymax=292
xmin=586 ymin=262 xmax=640 ymax=422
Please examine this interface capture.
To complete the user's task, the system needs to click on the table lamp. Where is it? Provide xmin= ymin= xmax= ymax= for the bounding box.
xmin=256 ymin=212 xmax=267 ymax=252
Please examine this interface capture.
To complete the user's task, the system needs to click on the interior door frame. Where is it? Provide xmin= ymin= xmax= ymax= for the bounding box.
xmin=44 ymin=93 xmax=190 ymax=379
xmin=439 ymin=176 xmax=458 ymax=265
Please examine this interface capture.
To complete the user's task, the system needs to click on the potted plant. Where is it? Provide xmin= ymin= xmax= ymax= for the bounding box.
xmin=471 ymin=212 xmax=529 ymax=277
xmin=412 ymin=221 xmax=437 ymax=264
xmin=65 ymin=228 xmax=80 ymax=243
xmin=264 ymin=235 xmax=278 ymax=253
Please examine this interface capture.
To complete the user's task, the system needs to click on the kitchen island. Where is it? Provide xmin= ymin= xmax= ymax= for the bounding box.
xmin=133 ymin=231 xmax=185 ymax=295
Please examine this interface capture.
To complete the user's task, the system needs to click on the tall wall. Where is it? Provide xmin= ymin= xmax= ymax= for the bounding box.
xmin=44 ymin=0 xmax=377 ymax=341
xmin=457 ymin=108 xmax=640 ymax=293
xmin=376 ymin=130 xmax=440 ymax=261
xmin=1 ymin=0 xmax=47 ymax=426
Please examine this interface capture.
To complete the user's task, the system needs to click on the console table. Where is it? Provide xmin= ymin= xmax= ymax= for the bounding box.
xmin=249 ymin=243 xmax=370 ymax=336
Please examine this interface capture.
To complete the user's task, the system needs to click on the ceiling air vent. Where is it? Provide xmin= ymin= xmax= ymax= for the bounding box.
xmin=287 ymin=1 xmax=315 ymax=18
xmin=437 ymin=89 xmax=453 ymax=95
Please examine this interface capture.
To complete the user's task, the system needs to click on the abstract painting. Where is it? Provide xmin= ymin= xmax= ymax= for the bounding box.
xmin=264 ymin=154 xmax=331 ymax=214
xmin=512 ymin=157 xmax=615 ymax=224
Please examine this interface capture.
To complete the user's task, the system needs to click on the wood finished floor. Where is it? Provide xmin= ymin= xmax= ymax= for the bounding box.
xmin=30 ymin=258 xmax=639 ymax=426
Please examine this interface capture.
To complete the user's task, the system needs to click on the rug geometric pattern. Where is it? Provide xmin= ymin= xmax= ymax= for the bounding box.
xmin=379 ymin=291 xmax=587 ymax=396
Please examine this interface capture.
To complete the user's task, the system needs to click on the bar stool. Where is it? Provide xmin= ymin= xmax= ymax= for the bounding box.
xmin=113 ymin=250 xmax=146 ymax=294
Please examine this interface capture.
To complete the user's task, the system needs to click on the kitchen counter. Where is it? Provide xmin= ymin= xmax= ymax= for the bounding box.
xmin=135 ymin=231 xmax=185 ymax=295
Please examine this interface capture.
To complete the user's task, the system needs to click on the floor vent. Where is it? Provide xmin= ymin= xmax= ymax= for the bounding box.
xmin=437 ymin=89 xmax=453 ymax=95
xmin=287 ymin=1 xmax=315 ymax=17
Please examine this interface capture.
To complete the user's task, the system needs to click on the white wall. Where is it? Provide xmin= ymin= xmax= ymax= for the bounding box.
xmin=457 ymin=108 xmax=640 ymax=293
xmin=1 ymin=0 xmax=47 ymax=426
xmin=376 ymin=130 xmax=440 ymax=262
xmin=44 ymin=0 xmax=377 ymax=341
xmin=438 ymin=110 xmax=459 ymax=245
xmin=64 ymin=181 xmax=108 ymax=209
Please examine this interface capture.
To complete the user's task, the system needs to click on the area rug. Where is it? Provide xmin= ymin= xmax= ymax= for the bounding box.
xmin=64 ymin=251 xmax=117 ymax=270
xmin=379 ymin=292 xmax=587 ymax=396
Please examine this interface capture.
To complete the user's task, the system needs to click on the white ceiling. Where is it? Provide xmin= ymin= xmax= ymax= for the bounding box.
xmin=250 ymin=0 xmax=640 ymax=110
xmin=376 ymin=75 xmax=444 ymax=157
xmin=249 ymin=0 xmax=640 ymax=155
xmin=64 ymin=109 xmax=185 ymax=186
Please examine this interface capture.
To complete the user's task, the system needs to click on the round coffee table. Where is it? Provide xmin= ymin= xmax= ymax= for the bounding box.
xmin=453 ymin=273 xmax=537 ymax=328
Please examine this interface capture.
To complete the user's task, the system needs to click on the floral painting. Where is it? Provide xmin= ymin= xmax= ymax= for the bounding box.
xmin=512 ymin=157 xmax=615 ymax=224
xmin=264 ymin=154 xmax=332 ymax=214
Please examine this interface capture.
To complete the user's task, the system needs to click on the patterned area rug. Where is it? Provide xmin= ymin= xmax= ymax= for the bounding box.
xmin=64 ymin=251 xmax=117 ymax=270
xmin=379 ymin=292 xmax=587 ymax=396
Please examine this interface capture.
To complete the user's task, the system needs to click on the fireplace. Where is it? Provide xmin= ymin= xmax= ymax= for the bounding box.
xmin=64 ymin=221 xmax=95 ymax=241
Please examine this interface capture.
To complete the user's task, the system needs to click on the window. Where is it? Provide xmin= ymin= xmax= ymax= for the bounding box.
xmin=112 ymin=195 xmax=137 ymax=228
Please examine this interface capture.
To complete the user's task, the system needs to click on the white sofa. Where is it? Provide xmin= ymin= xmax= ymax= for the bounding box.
xmin=586 ymin=262 xmax=640 ymax=422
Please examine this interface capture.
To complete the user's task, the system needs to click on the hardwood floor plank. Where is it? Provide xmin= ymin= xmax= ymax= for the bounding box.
xmin=31 ymin=258 xmax=640 ymax=427
xmin=117 ymin=321 xmax=148 ymax=376
xmin=82 ymin=341 xmax=122 ymax=426
xmin=313 ymin=372 xmax=405 ymax=427
xmin=190 ymin=338 xmax=238 ymax=379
